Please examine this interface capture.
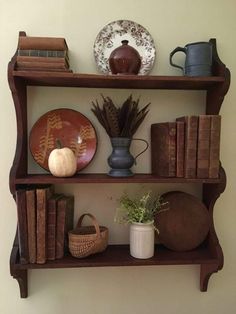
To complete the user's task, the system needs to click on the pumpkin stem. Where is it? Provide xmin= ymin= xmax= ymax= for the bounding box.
xmin=56 ymin=139 xmax=62 ymax=149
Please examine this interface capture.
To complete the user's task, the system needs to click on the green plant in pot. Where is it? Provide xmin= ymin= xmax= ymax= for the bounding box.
xmin=91 ymin=95 xmax=150 ymax=177
xmin=115 ymin=191 xmax=167 ymax=259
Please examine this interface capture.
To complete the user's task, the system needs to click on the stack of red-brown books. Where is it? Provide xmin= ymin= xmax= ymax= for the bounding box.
xmin=151 ymin=115 xmax=221 ymax=179
xmin=16 ymin=185 xmax=74 ymax=264
xmin=16 ymin=35 xmax=70 ymax=72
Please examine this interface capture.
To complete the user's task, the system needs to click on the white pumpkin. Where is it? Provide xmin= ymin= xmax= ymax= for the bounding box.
xmin=48 ymin=146 xmax=77 ymax=177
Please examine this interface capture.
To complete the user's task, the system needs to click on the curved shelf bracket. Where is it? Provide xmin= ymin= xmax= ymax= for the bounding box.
xmin=10 ymin=233 xmax=28 ymax=298
xmin=201 ymin=166 xmax=226 ymax=291
xmin=206 ymin=39 xmax=231 ymax=115
xmin=200 ymin=263 xmax=219 ymax=292
xmin=203 ymin=166 xmax=226 ymax=254
xmin=8 ymin=32 xmax=28 ymax=196
xmin=11 ymin=269 xmax=28 ymax=298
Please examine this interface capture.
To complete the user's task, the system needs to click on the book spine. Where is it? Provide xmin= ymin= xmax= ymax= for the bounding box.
xmin=47 ymin=194 xmax=62 ymax=261
xmin=36 ymin=186 xmax=53 ymax=264
xmin=151 ymin=122 xmax=176 ymax=177
xmin=16 ymin=56 xmax=69 ymax=65
xmin=18 ymin=36 xmax=68 ymax=50
xmin=16 ymin=190 xmax=29 ymax=264
xmin=16 ymin=61 xmax=69 ymax=70
xmin=176 ymin=121 xmax=185 ymax=177
xmin=56 ymin=198 xmax=66 ymax=259
xmin=209 ymin=115 xmax=221 ymax=178
xmin=26 ymin=189 xmax=36 ymax=263
xmin=18 ymin=49 xmax=68 ymax=58
xmin=168 ymin=123 xmax=176 ymax=177
xmin=177 ymin=116 xmax=198 ymax=178
xmin=56 ymin=196 xmax=74 ymax=259
xmin=16 ymin=66 xmax=72 ymax=73
xmin=197 ymin=115 xmax=211 ymax=178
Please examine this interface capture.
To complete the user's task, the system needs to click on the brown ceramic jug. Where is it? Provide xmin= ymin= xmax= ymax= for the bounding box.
xmin=109 ymin=40 xmax=141 ymax=75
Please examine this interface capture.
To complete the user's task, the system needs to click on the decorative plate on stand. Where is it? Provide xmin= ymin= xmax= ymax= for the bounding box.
xmin=94 ymin=20 xmax=156 ymax=75
xmin=29 ymin=108 xmax=97 ymax=172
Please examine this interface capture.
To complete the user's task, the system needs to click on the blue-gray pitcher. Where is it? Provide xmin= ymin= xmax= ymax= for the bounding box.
xmin=108 ymin=137 xmax=149 ymax=177
xmin=170 ymin=42 xmax=213 ymax=76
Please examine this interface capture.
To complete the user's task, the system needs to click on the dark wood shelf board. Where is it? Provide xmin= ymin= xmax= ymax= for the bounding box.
xmin=12 ymin=71 xmax=224 ymax=90
xmin=13 ymin=244 xmax=217 ymax=270
xmin=14 ymin=173 xmax=221 ymax=184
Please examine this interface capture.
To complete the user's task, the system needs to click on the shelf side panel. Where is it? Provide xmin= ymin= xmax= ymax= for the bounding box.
xmin=8 ymin=37 xmax=28 ymax=196
xmin=206 ymin=38 xmax=231 ymax=115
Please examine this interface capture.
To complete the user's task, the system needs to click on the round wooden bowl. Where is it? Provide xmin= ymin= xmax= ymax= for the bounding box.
xmin=155 ymin=191 xmax=210 ymax=251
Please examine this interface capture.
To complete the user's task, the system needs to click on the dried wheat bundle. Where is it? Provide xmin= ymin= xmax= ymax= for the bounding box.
xmin=91 ymin=95 xmax=150 ymax=137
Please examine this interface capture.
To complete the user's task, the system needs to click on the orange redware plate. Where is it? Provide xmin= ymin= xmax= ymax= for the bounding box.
xmin=29 ymin=108 xmax=97 ymax=172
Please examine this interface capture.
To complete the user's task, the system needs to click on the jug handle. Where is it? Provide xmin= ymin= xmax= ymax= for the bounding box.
xmin=169 ymin=47 xmax=186 ymax=71
xmin=131 ymin=138 xmax=149 ymax=165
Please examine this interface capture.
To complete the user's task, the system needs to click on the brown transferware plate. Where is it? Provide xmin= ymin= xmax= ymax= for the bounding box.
xmin=155 ymin=191 xmax=210 ymax=251
xmin=29 ymin=108 xmax=97 ymax=172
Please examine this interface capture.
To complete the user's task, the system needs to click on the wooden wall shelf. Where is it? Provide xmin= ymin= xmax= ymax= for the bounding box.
xmin=14 ymin=173 xmax=222 ymax=184
xmin=12 ymin=71 xmax=224 ymax=90
xmin=8 ymin=34 xmax=230 ymax=298
xmin=13 ymin=244 xmax=217 ymax=269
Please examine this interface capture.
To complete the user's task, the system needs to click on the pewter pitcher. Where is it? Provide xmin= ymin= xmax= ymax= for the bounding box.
xmin=170 ymin=42 xmax=213 ymax=76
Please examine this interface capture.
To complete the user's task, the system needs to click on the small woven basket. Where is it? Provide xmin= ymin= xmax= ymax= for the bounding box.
xmin=68 ymin=213 xmax=109 ymax=258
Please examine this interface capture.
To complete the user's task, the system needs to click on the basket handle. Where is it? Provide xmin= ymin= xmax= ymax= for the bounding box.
xmin=76 ymin=213 xmax=101 ymax=238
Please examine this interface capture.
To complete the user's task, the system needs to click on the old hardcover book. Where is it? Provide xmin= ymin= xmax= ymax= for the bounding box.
xmin=209 ymin=115 xmax=221 ymax=178
xmin=16 ymin=189 xmax=29 ymax=264
xmin=47 ymin=194 xmax=63 ymax=261
xmin=18 ymin=49 xmax=68 ymax=58
xmin=197 ymin=115 xmax=211 ymax=178
xmin=176 ymin=116 xmax=198 ymax=178
xmin=16 ymin=66 xmax=72 ymax=73
xmin=151 ymin=122 xmax=176 ymax=177
xmin=16 ymin=56 xmax=69 ymax=65
xmin=18 ymin=36 xmax=68 ymax=50
xmin=176 ymin=121 xmax=185 ymax=177
xmin=16 ymin=61 xmax=69 ymax=70
xmin=56 ymin=196 xmax=74 ymax=259
xmin=26 ymin=189 xmax=36 ymax=263
xmin=36 ymin=185 xmax=53 ymax=264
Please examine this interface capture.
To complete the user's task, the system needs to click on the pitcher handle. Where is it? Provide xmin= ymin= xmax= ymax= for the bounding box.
xmin=169 ymin=46 xmax=186 ymax=71
xmin=131 ymin=138 xmax=149 ymax=165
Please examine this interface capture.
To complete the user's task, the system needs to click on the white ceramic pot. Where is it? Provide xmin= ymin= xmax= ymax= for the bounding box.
xmin=129 ymin=222 xmax=155 ymax=259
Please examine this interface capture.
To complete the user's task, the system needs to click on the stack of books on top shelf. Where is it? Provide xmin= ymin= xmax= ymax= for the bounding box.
xmin=151 ymin=115 xmax=221 ymax=179
xmin=16 ymin=185 xmax=74 ymax=264
xmin=16 ymin=35 xmax=70 ymax=72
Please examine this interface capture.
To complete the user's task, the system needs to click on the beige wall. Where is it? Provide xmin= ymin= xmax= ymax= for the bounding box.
xmin=1 ymin=0 xmax=236 ymax=313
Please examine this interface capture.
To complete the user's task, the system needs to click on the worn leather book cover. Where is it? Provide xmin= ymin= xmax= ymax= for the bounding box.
xmin=18 ymin=49 xmax=68 ymax=58
xmin=209 ymin=115 xmax=221 ymax=178
xmin=197 ymin=115 xmax=211 ymax=178
xmin=16 ymin=60 xmax=69 ymax=70
xmin=56 ymin=195 xmax=74 ymax=259
xmin=47 ymin=194 xmax=63 ymax=261
xmin=176 ymin=121 xmax=185 ymax=177
xmin=151 ymin=122 xmax=176 ymax=177
xmin=26 ymin=189 xmax=36 ymax=263
xmin=176 ymin=116 xmax=198 ymax=178
xmin=16 ymin=66 xmax=72 ymax=73
xmin=18 ymin=36 xmax=68 ymax=50
xmin=16 ymin=56 xmax=69 ymax=65
xmin=36 ymin=185 xmax=53 ymax=264
xmin=16 ymin=189 xmax=29 ymax=264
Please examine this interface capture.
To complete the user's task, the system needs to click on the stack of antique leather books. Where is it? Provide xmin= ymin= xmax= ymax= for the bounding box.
xmin=16 ymin=35 xmax=70 ymax=72
xmin=16 ymin=185 xmax=74 ymax=264
xmin=151 ymin=115 xmax=221 ymax=179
